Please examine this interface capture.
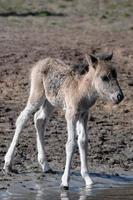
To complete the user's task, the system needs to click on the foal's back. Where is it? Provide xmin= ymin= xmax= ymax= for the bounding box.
xmin=30 ymin=58 xmax=73 ymax=106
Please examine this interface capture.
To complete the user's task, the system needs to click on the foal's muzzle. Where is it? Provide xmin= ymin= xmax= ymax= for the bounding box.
xmin=117 ymin=92 xmax=124 ymax=103
xmin=112 ymin=91 xmax=124 ymax=104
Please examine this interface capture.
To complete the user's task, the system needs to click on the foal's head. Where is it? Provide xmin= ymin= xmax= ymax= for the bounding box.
xmin=86 ymin=53 xmax=124 ymax=104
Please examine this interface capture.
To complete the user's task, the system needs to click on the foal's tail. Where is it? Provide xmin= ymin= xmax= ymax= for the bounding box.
xmin=28 ymin=60 xmax=46 ymax=105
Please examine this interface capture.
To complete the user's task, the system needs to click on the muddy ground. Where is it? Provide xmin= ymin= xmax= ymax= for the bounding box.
xmin=0 ymin=0 xmax=133 ymax=190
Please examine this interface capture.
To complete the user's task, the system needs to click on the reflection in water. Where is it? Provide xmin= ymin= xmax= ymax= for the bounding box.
xmin=3 ymin=181 xmax=133 ymax=200
xmin=35 ymin=181 xmax=93 ymax=200
xmin=34 ymin=182 xmax=133 ymax=200
xmin=3 ymin=172 xmax=133 ymax=200
xmin=60 ymin=190 xmax=69 ymax=200
xmin=35 ymin=180 xmax=95 ymax=200
xmin=60 ymin=188 xmax=93 ymax=200
xmin=79 ymin=187 xmax=93 ymax=200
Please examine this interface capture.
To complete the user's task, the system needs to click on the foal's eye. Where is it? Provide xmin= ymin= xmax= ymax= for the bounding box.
xmin=101 ymin=75 xmax=109 ymax=82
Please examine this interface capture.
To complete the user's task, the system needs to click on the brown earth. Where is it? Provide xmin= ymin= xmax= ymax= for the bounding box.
xmin=0 ymin=0 xmax=133 ymax=190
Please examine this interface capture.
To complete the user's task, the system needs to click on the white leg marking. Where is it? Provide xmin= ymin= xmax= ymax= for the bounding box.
xmin=77 ymin=113 xmax=93 ymax=187
xmin=61 ymin=115 xmax=76 ymax=188
xmin=34 ymin=100 xmax=53 ymax=172
xmin=4 ymin=102 xmax=41 ymax=172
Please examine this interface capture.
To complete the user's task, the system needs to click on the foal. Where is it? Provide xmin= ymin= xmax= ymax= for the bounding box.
xmin=4 ymin=53 xmax=124 ymax=189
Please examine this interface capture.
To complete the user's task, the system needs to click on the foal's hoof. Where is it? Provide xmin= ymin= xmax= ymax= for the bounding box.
xmin=3 ymin=164 xmax=18 ymax=175
xmin=45 ymin=169 xmax=56 ymax=174
xmin=60 ymin=185 xmax=69 ymax=190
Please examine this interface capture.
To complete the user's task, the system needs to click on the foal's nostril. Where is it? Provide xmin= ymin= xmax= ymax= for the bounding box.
xmin=117 ymin=93 xmax=124 ymax=102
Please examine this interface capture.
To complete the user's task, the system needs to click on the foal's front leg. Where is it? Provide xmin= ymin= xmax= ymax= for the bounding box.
xmin=61 ymin=112 xmax=77 ymax=189
xmin=77 ymin=112 xmax=93 ymax=187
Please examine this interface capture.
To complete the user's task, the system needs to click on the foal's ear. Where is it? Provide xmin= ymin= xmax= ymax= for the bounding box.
xmin=85 ymin=54 xmax=98 ymax=69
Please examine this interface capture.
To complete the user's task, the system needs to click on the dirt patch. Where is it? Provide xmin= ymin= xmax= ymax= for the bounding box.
xmin=0 ymin=0 xmax=133 ymax=190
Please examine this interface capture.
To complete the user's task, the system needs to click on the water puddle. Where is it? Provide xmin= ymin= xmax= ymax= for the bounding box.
xmin=1 ymin=172 xmax=133 ymax=200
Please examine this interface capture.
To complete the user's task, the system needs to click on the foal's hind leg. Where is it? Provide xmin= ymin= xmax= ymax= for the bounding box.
xmin=34 ymin=100 xmax=54 ymax=172
xmin=3 ymin=99 xmax=43 ymax=173
xmin=4 ymin=64 xmax=45 ymax=173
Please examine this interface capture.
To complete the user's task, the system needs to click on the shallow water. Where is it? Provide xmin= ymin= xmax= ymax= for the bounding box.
xmin=1 ymin=172 xmax=133 ymax=200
